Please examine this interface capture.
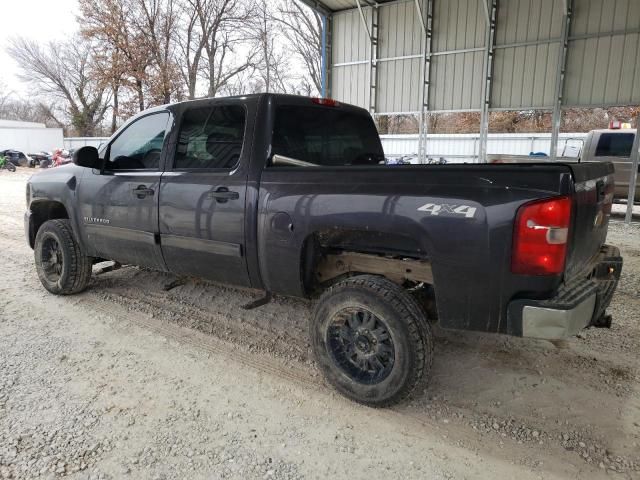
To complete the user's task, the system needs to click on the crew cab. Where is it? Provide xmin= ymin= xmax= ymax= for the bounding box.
xmin=24 ymin=94 xmax=622 ymax=406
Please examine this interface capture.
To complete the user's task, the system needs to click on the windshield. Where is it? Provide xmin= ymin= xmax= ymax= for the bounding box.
xmin=271 ymin=106 xmax=385 ymax=167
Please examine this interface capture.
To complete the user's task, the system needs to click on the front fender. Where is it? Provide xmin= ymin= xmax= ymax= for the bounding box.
xmin=27 ymin=165 xmax=86 ymax=250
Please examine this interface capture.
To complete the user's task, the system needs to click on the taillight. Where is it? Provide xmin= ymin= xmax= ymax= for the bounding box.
xmin=511 ymin=196 xmax=572 ymax=275
xmin=311 ymin=97 xmax=340 ymax=107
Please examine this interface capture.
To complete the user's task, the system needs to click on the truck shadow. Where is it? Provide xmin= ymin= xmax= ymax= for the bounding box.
xmin=90 ymin=265 xmax=640 ymax=470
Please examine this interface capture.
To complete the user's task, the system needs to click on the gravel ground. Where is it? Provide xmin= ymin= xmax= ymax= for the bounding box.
xmin=1 ymin=168 xmax=639 ymax=479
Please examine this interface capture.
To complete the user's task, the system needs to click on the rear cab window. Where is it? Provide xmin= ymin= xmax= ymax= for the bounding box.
xmin=595 ymin=133 xmax=635 ymax=158
xmin=174 ymin=105 xmax=246 ymax=170
xmin=271 ymin=105 xmax=385 ymax=167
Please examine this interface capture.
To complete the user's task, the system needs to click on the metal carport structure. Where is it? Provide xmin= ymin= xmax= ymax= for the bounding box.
xmin=300 ymin=0 xmax=640 ymax=162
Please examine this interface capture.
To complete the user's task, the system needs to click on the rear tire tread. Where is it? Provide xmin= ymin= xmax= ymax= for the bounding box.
xmin=312 ymin=274 xmax=433 ymax=407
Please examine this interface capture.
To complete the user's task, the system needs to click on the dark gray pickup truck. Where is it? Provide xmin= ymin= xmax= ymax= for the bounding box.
xmin=25 ymin=94 xmax=622 ymax=406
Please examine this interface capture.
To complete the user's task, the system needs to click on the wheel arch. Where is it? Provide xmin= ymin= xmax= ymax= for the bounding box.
xmin=28 ymin=200 xmax=70 ymax=248
xmin=300 ymin=229 xmax=433 ymax=295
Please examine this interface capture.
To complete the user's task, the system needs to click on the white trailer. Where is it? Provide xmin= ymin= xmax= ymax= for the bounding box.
xmin=0 ymin=120 xmax=64 ymax=153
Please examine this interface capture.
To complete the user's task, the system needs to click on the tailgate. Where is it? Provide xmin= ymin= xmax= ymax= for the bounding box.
xmin=565 ymin=161 xmax=615 ymax=279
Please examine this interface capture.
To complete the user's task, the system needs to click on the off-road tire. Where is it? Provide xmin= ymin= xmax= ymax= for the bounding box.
xmin=311 ymin=274 xmax=433 ymax=407
xmin=34 ymin=219 xmax=92 ymax=295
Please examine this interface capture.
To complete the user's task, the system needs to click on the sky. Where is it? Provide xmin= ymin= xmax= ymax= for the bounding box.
xmin=0 ymin=0 xmax=79 ymax=96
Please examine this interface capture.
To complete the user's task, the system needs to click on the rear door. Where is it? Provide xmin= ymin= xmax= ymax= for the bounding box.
xmin=158 ymin=102 xmax=251 ymax=287
xmin=77 ymin=111 xmax=171 ymax=269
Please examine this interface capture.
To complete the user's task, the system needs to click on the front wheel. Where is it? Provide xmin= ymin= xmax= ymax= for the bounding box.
xmin=34 ymin=219 xmax=92 ymax=295
xmin=5 ymin=162 xmax=16 ymax=172
xmin=311 ymin=275 xmax=433 ymax=407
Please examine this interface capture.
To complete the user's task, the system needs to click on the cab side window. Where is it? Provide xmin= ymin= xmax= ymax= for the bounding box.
xmin=174 ymin=105 xmax=246 ymax=170
xmin=106 ymin=112 xmax=170 ymax=170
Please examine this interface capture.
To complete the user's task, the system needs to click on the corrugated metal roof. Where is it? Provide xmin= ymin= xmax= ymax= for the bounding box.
xmin=325 ymin=0 xmax=640 ymax=114
xmin=491 ymin=0 xmax=562 ymax=109
xmin=300 ymin=0 xmax=399 ymax=14
xmin=564 ymin=0 xmax=640 ymax=107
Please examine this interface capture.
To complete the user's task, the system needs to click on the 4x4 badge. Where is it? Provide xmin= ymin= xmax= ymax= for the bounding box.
xmin=418 ymin=203 xmax=477 ymax=219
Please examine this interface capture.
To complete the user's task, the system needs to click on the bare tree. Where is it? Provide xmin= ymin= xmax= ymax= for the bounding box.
xmin=174 ymin=0 xmax=258 ymax=98
xmin=0 ymin=82 xmax=12 ymax=114
xmin=277 ymin=0 xmax=323 ymax=95
xmin=251 ymin=0 xmax=292 ymax=93
xmin=133 ymin=0 xmax=181 ymax=104
xmin=176 ymin=0 xmax=205 ymax=99
xmin=80 ymin=0 xmax=150 ymax=111
xmin=218 ymin=65 xmax=262 ymax=95
xmin=7 ymin=37 xmax=110 ymax=136
xmin=90 ymin=46 xmax=128 ymax=133
xmin=0 ymin=87 xmax=64 ymax=128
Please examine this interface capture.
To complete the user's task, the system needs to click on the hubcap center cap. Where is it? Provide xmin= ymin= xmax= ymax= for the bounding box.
xmin=355 ymin=335 xmax=371 ymax=353
xmin=326 ymin=307 xmax=396 ymax=385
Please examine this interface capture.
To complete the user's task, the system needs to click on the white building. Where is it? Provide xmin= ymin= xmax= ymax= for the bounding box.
xmin=0 ymin=119 xmax=64 ymax=153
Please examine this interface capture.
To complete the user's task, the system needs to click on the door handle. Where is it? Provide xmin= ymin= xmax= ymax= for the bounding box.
xmin=208 ymin=187 xmax=240 ymax=203
xmin=132 ymin=185 xmax=155 ymax=198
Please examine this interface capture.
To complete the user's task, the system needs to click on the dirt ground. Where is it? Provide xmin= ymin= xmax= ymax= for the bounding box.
xmin=0 ymin=168 xmax=639 ymax=480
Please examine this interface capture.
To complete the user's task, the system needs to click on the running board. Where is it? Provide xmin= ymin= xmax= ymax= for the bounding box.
xmin=243 ymin=292 xmax=272 ymax=310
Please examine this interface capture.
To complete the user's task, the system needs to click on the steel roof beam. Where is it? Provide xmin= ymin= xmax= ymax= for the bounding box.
xmin=417 ymin=0 xmax=433 ymax=164
xmin=355 ymin=0 xmax=373 ymax=40
xmin=481 ymin=0 xmax=490 ymax=25
xmin=550 ymin=0 xmax=572 ymax=161
xmin=479 ymin=0 xmax=497 ymax=163
xmin=297 ymin=0 xmax=333 ymax=17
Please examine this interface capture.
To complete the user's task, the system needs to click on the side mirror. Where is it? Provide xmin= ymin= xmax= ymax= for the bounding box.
xmin=73 ymin=146 xmax=102 ymax=169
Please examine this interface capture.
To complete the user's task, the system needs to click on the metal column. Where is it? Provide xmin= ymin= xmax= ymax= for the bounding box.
xmin=416 ymin=0 xmax=433 ymax=164
xmin=355 ymin=1 xmax=379 ymax=114
xmin=625 ymin=115 xmax=640 ymax=224
xmin=478 ymin=0 xmax=497 ymax=163
xmin=550 ymin=1 xmax=572 ymax=161
xmin=369 ymin=6 xmax=379 ymax=113
xmin=321 ymin=14 xmax=333 ymax=98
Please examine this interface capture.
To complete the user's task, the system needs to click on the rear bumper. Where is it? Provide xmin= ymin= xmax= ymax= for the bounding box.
xmin=508 ymin=245 xmax=622 ymax=340
xmin=521 ymin=294 xmax=596 ymax=339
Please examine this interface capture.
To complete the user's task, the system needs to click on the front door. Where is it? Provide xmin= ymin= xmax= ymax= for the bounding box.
xmin=159 ymin=103 xmax=251 ymax=287
xmin=78 ymin=112 xmax=171 ymax=270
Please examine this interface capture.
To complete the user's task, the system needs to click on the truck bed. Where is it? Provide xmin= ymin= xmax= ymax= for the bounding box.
xmin=257 ymin=161 xmax=614 ymax=335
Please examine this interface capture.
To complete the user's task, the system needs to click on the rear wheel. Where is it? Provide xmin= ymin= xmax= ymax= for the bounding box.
xmin=34 ymin=219 xmax=92 ymax=295
xmin=311 ymin=275 xmax=433 ymax=406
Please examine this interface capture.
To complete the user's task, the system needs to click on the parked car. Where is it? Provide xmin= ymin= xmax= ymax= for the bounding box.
xmin=24 ymin=94 xmax=622 ymax=406
xmin=28 ymin=151 xmax=53 ymax=168
xmin=0 ymin=149 xmax=31 ymax=167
